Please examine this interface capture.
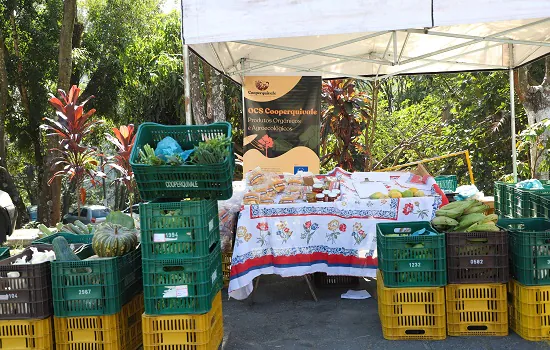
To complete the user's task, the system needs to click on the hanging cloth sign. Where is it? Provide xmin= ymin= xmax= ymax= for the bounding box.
xmin=242 ymin=75 xmax=321 ymax=174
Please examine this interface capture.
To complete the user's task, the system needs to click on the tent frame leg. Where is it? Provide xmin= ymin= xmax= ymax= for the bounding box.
xmin=509 ymin=44 xmax=517 ymax=182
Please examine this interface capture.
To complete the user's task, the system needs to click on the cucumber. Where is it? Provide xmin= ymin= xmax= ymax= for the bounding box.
xmin=52 ymin=236 xmax=81 ymax=261
xmin=68 ymin=223 xmax=81 ymax=234
xmin=38 ymin=224 xmax=54 ymax=236
xmin=74 ymin=220 xmax=89 ymax=235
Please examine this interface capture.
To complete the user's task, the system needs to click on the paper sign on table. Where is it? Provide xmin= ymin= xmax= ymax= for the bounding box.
xmin=351 ymin=172 xmax=391 ymax=182
xmin=353 ymin=181 xmax=388 ymax=199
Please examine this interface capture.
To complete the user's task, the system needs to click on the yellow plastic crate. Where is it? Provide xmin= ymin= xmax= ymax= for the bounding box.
xmin=55 ymin=293 xmax=144 ymax=350
xmin=121 ymin=293 xmax=145 ymax=350
xmin=377 ymin=270 xmax=446 ymax=340
xmin=222 ymin=252 xmax=232 ymax=288
xmin=509 ymin=279 xmax=550 ymax=341
xmin=142 ymin=291 xmax=223 ymax=350
xmin=445 ymin=283 xmax=508 ymax=336
xmin=0 ymin=316 xmax=53 ymax=349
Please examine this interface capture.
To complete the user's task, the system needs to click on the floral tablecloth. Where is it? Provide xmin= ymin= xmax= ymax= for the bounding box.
xmin=228 ymin=189 xmax=443 ymax=299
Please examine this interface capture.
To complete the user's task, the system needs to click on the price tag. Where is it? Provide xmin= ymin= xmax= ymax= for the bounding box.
xmin=175 ymin=285 xmax=189 ymax=298
xmin=153 ymin=234 xmax=166 ymax=242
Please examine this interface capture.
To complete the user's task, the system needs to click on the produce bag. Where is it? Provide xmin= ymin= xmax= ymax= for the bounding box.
xmin=454 ymin=185 xmax=482 ymax=201
xmin=515 ymin=179 xmax=544 ymax=189
xmin=154 ymin=136 xmax=194 ymax=162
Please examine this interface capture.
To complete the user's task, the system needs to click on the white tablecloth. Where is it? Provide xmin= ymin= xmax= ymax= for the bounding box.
xmin=228 ymin=194 xmax=443 ymax=299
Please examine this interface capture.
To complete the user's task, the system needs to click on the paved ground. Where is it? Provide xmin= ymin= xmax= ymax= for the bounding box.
xmin=221 ymin=275 xmax=550 ymax=350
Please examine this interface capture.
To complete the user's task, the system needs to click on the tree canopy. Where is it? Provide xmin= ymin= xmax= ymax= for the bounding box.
xmin=0 ymin=1 xmax=547 ymax=227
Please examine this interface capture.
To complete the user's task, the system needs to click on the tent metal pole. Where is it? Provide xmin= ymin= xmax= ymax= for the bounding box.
xmin=229 ymin=31 xmax=391 ymax=76
xmin=392 ymin=31 xmax=398 ymax=65
xmin=397 ymin=33 xmax=410 ymax=64
xmin=414 ymin=29 xmax=550 ymax=48
xmin=180 ymin=0 xmax=192 ymax=125
xmin=378 ymin=43 xmax=502 ymax=79
xmin=234 ymin=40 xmax=393 ymax=66
xmin=400 ymin=18 xmax=550 ymax=66
xmin=183 ymin=45 xmax=192 ymax=125
xmin=509 ymin=44 xmax=517 ymax=182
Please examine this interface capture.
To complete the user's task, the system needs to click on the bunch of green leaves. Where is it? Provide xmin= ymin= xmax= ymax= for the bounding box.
xmin=191 ymin=136 xmax=231 ymax=164
xmin=138 ymin=144 xmax=164 ymax=165
xmin=517 ymin=118 xmax=550 ymax=178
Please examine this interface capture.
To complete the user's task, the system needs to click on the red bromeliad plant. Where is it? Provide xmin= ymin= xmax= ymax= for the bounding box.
xmin=105 ymin=125 xmax=136 ymax=213
xmin=41 ymin=85 xmax=104 ymax=216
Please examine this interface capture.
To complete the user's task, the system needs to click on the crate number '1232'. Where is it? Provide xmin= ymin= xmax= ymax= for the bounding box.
xmin=409 ymin=262 xmax=421 ymax=268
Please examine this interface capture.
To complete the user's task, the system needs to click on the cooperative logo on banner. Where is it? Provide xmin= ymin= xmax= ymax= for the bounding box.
xmin=248 ymin=80 xmax=276 ymax=96
xmin=255 ymin=80 xmax=270 ymax=91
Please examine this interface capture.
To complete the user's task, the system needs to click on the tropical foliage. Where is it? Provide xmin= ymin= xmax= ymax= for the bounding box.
xmin=41 ymin=85 xmax=104 ymax=214
xmin=0 ymin=0 xmax=548 ymax=227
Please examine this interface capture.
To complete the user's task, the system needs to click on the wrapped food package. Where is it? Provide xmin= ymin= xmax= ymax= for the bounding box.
xmin=218 ymin=182 xmax=245 ymax=253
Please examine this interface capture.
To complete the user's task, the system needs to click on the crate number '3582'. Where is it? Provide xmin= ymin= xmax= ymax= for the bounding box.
xmin=470 ymin=259 xmax=484 ymax=265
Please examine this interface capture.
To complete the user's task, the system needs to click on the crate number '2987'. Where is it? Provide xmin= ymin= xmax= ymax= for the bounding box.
xmin=409 ymin=262 xmax=421 ymax=268
xmin=79 ymin=289 xmax=92 ymax=295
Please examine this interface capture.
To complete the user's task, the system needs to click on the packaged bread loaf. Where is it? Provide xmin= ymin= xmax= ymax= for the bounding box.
xmin=243 ymin=192 xmax=260 ymax=205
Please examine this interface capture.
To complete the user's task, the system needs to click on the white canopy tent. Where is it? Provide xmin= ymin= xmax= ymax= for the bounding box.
xmin=179 ymin=0 xmax=550 ymax=180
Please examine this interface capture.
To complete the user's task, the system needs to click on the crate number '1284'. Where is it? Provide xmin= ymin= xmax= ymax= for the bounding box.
xmin=409 ymin=262 xmax=421 ymax=268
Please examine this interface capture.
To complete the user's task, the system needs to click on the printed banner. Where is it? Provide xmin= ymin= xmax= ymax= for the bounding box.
xmin=243 ymin=76 xmax=321 ymax=174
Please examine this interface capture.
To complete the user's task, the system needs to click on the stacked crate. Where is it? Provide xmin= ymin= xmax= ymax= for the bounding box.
xmin=499 ymin=218 xmax=550 ymax=340
xmin=494 ymin=181 xmax=550 ymax=218
xmin=444 ymin=228 xmax=509 ymax=336
xmin=130 ymin=122 xmax=233 ymax=350
xmin=0 ymin=246 xmax=55 ymax=349
xmin=434 ymin=175 xmax=458 ymax=194
xmin=50 ymin=235 xmax=143 ymax=350
xmin=376 ymin=222 xmax=447 ymax=340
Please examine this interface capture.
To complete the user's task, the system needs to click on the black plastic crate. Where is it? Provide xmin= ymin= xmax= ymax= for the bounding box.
xmin=313 ymin=273 xmax=359 ymax=288
xmin=0 ymin=245 xmax=53 ymax=319
xmin=446 ymin=231 xmax=508 ymax=284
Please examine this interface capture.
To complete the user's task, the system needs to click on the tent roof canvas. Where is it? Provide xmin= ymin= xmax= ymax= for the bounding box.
xmin=182 ymin=0 xmax=550 ymax=83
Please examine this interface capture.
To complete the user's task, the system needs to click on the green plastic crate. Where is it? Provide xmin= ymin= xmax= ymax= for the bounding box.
xmin=129 ymin=122 xmax=234 ymax=201
xmin=494 ymin=182 xmax=517 ymax=217
xmin=139 ymin=200 xmax=220 ymax=260
xmin=434 ymin=175 xmax=457 ymax=193
xmin=494 ymin=181 xmax=514 ymax=216
xmin=0 ymin=247 xmax=9 ymax=260
xmin=51 ymin=246 xmax=143 ymax=317
xmin=376 ymin=221 xmax=446 ymax=287
xmin=537 ymin=195 xmax=550 ymax=219
xmin=514 ymin=186 xmax=550 ymax=218
xmin=32 ymin=232 xmax=93 ymax=245
xmin=143 ymin=244 xmax=222 ymax=315
xmin=498 ymin=218 xmax=550 ymax=286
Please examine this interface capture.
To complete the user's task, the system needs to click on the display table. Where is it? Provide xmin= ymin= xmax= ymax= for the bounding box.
xmin=228 ymin=195 xmax=443 ymax=300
